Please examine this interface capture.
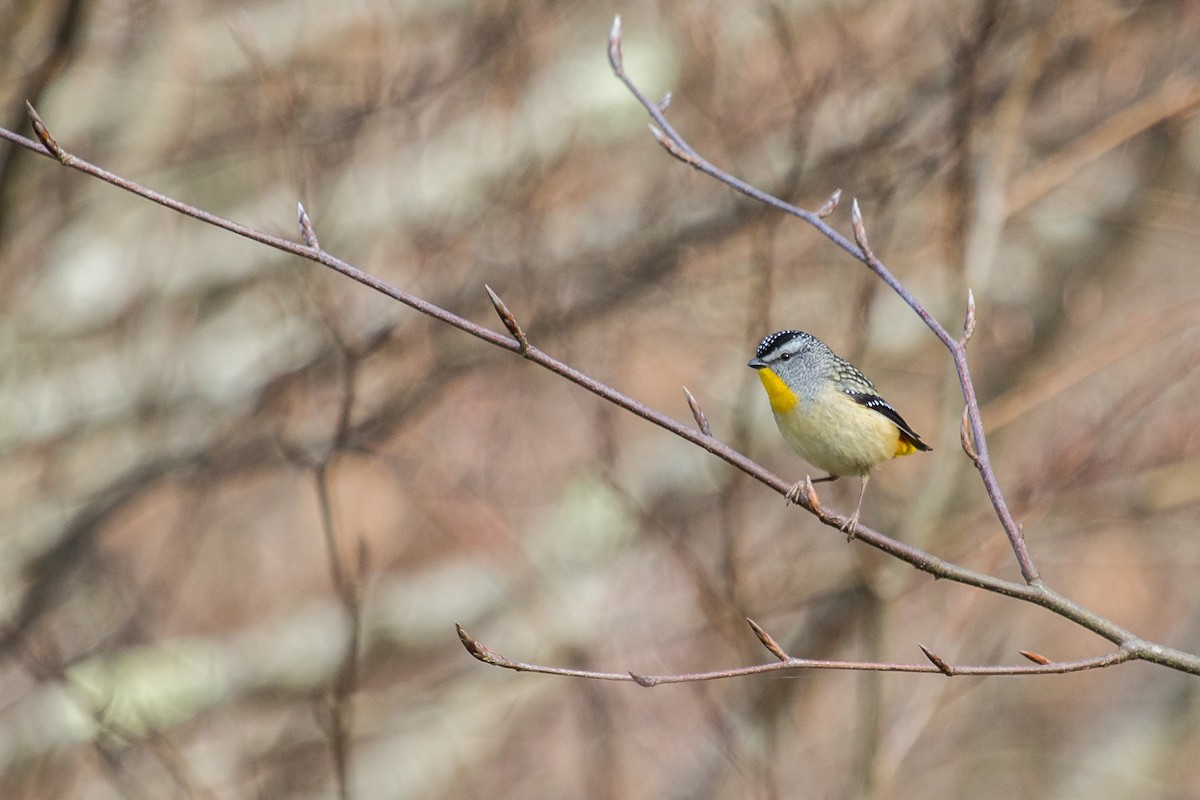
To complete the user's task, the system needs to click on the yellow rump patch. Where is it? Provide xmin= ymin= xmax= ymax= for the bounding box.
xmin=894 ymin=436 xmax=919 ymax=458
xmin=756 ymin=368 xmax=798 ymax=414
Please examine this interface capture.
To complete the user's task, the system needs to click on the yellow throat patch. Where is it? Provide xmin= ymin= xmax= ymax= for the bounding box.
xmin=756 ymin=367 xmax=798 ymax=414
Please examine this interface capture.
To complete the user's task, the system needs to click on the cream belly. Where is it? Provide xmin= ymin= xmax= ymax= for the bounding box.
xmin=772 ymin=392 xmax=898 ymax=477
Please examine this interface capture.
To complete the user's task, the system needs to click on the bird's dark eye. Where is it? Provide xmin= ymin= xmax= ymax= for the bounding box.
xmin=779 ymin=353 xmax=791 ymax=361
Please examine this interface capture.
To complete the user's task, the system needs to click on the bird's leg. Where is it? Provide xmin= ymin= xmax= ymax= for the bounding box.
xmin=786 ymin=474 xmax=837 ymax=505
xmin=842 ymin=475 xmax=869 ymax=540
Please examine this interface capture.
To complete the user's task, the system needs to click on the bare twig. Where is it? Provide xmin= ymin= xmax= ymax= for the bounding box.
xmin=455 ymin=623 xmax=1137 ymax=683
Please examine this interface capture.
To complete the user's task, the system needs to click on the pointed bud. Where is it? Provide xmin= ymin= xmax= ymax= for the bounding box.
xmin=297 ymin=202 xmax=320 ymax=249
xmin=815 ymin=189 xmax=842 ymax=219
xmin=455 ymin=624 xmax=496 ymax=663
xmin=804 ymin=475 xmax=822 ymax=514
xmin=961 ymin=288 xmax=976 ymax=345
xmin=919 ymin=644 xmax=954 ymax=676
xmin=484 ymin=285 xmax=529 ymax=354
xmin=1019 ymin=650 xmax=1051 ymax=665
xmin=960 ymin=407 xmax=978 ymax=461
xmin=682 ymin=386 xmax=711 ymax=436
xmin=648 ymin=124 xmax=697 ymax=165
xmin=850 ymin=198 xmax=873 ymax=259
xmin=607 ymin=15 xmax=623 ymax=72
xmin=26 ymin=101 xmax=66 ymax=162
xmin=747 ymin=618 xmax=789 ymax=661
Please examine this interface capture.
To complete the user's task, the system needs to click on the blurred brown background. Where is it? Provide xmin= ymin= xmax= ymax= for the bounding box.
xmin=4 ymin=0 xmax=1200 ymax=797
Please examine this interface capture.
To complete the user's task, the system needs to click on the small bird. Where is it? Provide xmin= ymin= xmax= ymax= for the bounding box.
xmin=747 ymin=330 xmax=931 ymax=533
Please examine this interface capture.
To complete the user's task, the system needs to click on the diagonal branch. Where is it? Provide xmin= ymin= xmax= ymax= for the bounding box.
xmin=607 ymin=15 xmax=1037 ymax=585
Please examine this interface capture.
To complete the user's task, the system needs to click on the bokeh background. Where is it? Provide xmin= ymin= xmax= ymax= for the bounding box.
xmin=4 ymin=0 xmax=1200 ymax=797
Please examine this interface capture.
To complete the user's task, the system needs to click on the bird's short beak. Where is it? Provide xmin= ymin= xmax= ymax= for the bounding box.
xmin=747 ymin=357 xmax=766 ymax=369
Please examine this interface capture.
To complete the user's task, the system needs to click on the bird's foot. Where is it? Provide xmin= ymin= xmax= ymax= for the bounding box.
xmin=840 ymin=511 xmax=860 ymax=541
xmin=785 ymin=479 xmax=807 ymax=506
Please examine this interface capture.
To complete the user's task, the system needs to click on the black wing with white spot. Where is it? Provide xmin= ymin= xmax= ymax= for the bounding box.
xmin=846 ymin=390 xmax=932 ymax=451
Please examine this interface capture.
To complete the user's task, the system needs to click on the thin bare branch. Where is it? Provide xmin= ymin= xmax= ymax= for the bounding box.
xmin=454 ymin=624 xmax=1138 ymax=684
